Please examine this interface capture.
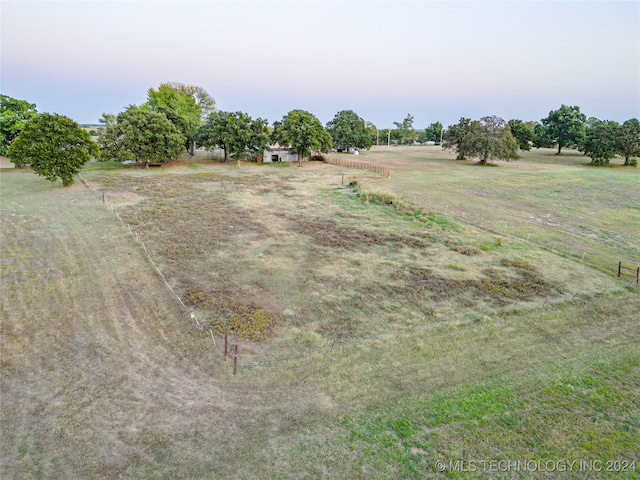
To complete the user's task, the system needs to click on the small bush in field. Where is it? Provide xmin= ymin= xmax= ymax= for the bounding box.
xmin=456 ymin=246 xmax=483 ymax=256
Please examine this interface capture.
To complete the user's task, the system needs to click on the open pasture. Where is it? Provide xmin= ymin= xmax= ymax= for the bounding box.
xmin=1 ymin=147 xmax=638 ymax=478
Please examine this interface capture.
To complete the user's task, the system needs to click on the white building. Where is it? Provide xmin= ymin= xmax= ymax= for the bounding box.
xmin=262 ymin=147 xmax=299 ymax=163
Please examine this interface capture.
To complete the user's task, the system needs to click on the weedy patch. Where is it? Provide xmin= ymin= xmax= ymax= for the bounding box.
xmin=184 ymin=291 xmax=278 ymax=341
xmin=456 ymin=246 xmax=483 ymax=256
xmin=288 ymin=215 xmax=430 ymax=250
xmin=384 ymin=263 xmax=563 ymax=306
xmin=359 ymin=189 xmax=425 ymax=217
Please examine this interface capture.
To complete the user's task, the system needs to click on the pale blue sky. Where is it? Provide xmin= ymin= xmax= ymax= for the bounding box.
xmin=2 ymin=0 xmax=639 ymax=128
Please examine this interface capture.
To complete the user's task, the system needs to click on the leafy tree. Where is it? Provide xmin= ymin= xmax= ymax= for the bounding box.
xmin=418 ymin=121 xmax=444 ymax=144
xmin=146 ymin=83 xmax=212 ymax=155
xmin=98 ymin=106 xmax=185 ymax=166
xmin=98 ymin=112 xmax=117 ymax=126
xmin=0 ymin=95 xmax=38 ymax=156
xmin=392 ymin=114 xmax=416 ymax=145
xmin=365 ymin=121 xmax=378 ymax=146
xmin=443 ymin=117 xmax=472 ymax=159
xmin=507 ymin=119 xmax=535 ymax=151
xmin=195 ymin=111 xmax=270 ymax=167
xmin=580 ymin=119 xmax=620 ymax=166
xmin=196 ymin=111 xmax=233 ymax=161
xmin=532 ymin=123 xmax=554 ymax=148
xmin=460 ymin=116 xmax=519 ymax=165
xmin=326 ymin=110 xmax=373 ymax=152
xmin=163 ymin=82 xmax=216 ymax=120
xmin=272 ymin=110 xmax=332 ymax=167
xmin=8 ymin=113 xmax=98 ymax=186
xmin=379 ymin=128 xmax=391 ymax=146
xmin=540 ymin=105 xmax=587 ymax=155
xmin=617 ymin=118 xmax=640 ymax=166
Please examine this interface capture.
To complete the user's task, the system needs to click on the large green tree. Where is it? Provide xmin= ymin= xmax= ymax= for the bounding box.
xmin=418 ymin=121 xmax=444 ymax=144
xmin=616 ymin=118 xmax=640 ymax=166
xmin=392 ymin=114 xmax=416 ymax=145
xmin=581 ymin=119 xmax=620 ymax=166
xmin=146 ymin=83 xmax=214 ymax=155
xmin=8 ymin=113 xmax=98 ymax=186
xmin=443 ymin=117 xmax=472 ymax=159
xmin=365 ymin=121 xmax=378 ymax=146
xmin=272 ymin=110 xmax=332 ymax=167
xmin=460 ymin=116 xmax=519 ymax=165
xmin=0 ymin=95 xmax=38 ymax=156
xmin=532 ymin=123 xmax=555 ymax=148
xmin=507 ymin=119 xmax=535 ymax=151
xmin=195 ymin=111 xmax=270 ymax=167
xmin=539 ymin=105 xmax=587 ymax=155
xmin=98 ymin=106 xmax=185 ymax=167
xmin=326 ymin=110 xmax=373 ymax=152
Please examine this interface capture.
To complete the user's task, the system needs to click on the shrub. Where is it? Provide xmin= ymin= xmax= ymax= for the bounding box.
xmin=456 ymin=246 xmax=483 ymax=256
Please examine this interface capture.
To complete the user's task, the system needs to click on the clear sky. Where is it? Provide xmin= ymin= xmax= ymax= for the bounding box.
xmin=2 ymin=0 xmax=639 ymax=129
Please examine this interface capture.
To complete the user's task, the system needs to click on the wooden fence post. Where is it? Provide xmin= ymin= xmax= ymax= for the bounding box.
xmin=618 ymin=261 xmax=622 ymax=278
xmin=233 ymin=345 xmax=238 ymax=375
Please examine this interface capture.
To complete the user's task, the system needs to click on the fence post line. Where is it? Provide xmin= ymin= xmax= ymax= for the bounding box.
xmin=637 ymin=267 xmax=639 ymax=284
xmin=618 ymin=261 xmax=622 ymax=278
xmin=233 ymin=345 xmax=238 ymax=375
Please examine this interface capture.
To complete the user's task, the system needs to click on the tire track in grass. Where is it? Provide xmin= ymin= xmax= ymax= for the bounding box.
xmin=0 ymin=175 xmax=256 ymax=477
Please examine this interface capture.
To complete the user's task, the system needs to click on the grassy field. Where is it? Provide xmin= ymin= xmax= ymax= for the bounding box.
xmin=1 ymin=146 xmax=638 ymax=478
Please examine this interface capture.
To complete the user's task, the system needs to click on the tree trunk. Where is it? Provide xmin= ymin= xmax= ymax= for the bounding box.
xmin=624 ymin=155 xmax=630 ymax=166
xmin=298 ymin=151 xmax=302 ymax=167
xmin=189 ymin=140 xmax=195 ymax=156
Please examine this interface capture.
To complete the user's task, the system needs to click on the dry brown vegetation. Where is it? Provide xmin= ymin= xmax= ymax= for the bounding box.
xmin=1 ymin=147 xmax=638 ymax=478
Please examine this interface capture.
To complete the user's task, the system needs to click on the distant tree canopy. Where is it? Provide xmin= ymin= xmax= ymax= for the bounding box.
xmin=195 ymin=111 xmax=270 ymax=166
xmin=0 ymin=94 xmax=38 ymax=156
xmin=617 ymin=118 xmax=640 ymax=166
xmin=461 ymin=116 xmax=519 ymax=165
xmin=533 ymin=123 xmax=555 ymax=148
xmin=539 ymin=105 xmax=587 ymax=155
xmin=8 ymin=113 xmax=98 ymax=186
xmin=379 ymin=128 xmax=391 ymax=145
xmin=146 ymin=82 xmax=214 ymax=155
xmin=272 ymin=110 xmax=332 ymax=167
xmin=418 ymin=121 xmax=444 ymax=144
xmin=392 ymin=114 xmax=416 ymax=145
xmin=98 ymin=106 xmax=185 ymax=166
xmin=326 ymin=110 xmax=373 ymax=152
xmin=580 ymin=119 xmax=620 ymax=166
xmin=443 ymin=117 xmax=472 ymax=159
xmin=507 ymin=119 xmax=535 ymax=151
xmin=365 ymin=121 xmax=378 ymax=146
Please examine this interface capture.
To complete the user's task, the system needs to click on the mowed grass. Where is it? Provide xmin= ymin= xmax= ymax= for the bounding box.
xmin=355 ymin=146 xmax=640 ymax=274
xmin=1 ymin=149 xmax=639 ymax=479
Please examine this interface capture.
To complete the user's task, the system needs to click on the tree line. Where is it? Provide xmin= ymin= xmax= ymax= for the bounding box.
xmin=1 ymin=86 xmax=638 ymax=186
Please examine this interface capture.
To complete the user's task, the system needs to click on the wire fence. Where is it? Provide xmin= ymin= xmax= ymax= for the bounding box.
xmin=395 ymin=189 xmax=640 ymax=278
xmin=78 ymin=173 xmax=637 ymax=376
xmin=78 ymin=174 xmax=203 ymax=328
xmin=324 ymin=156 xmax=390 ymax=177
